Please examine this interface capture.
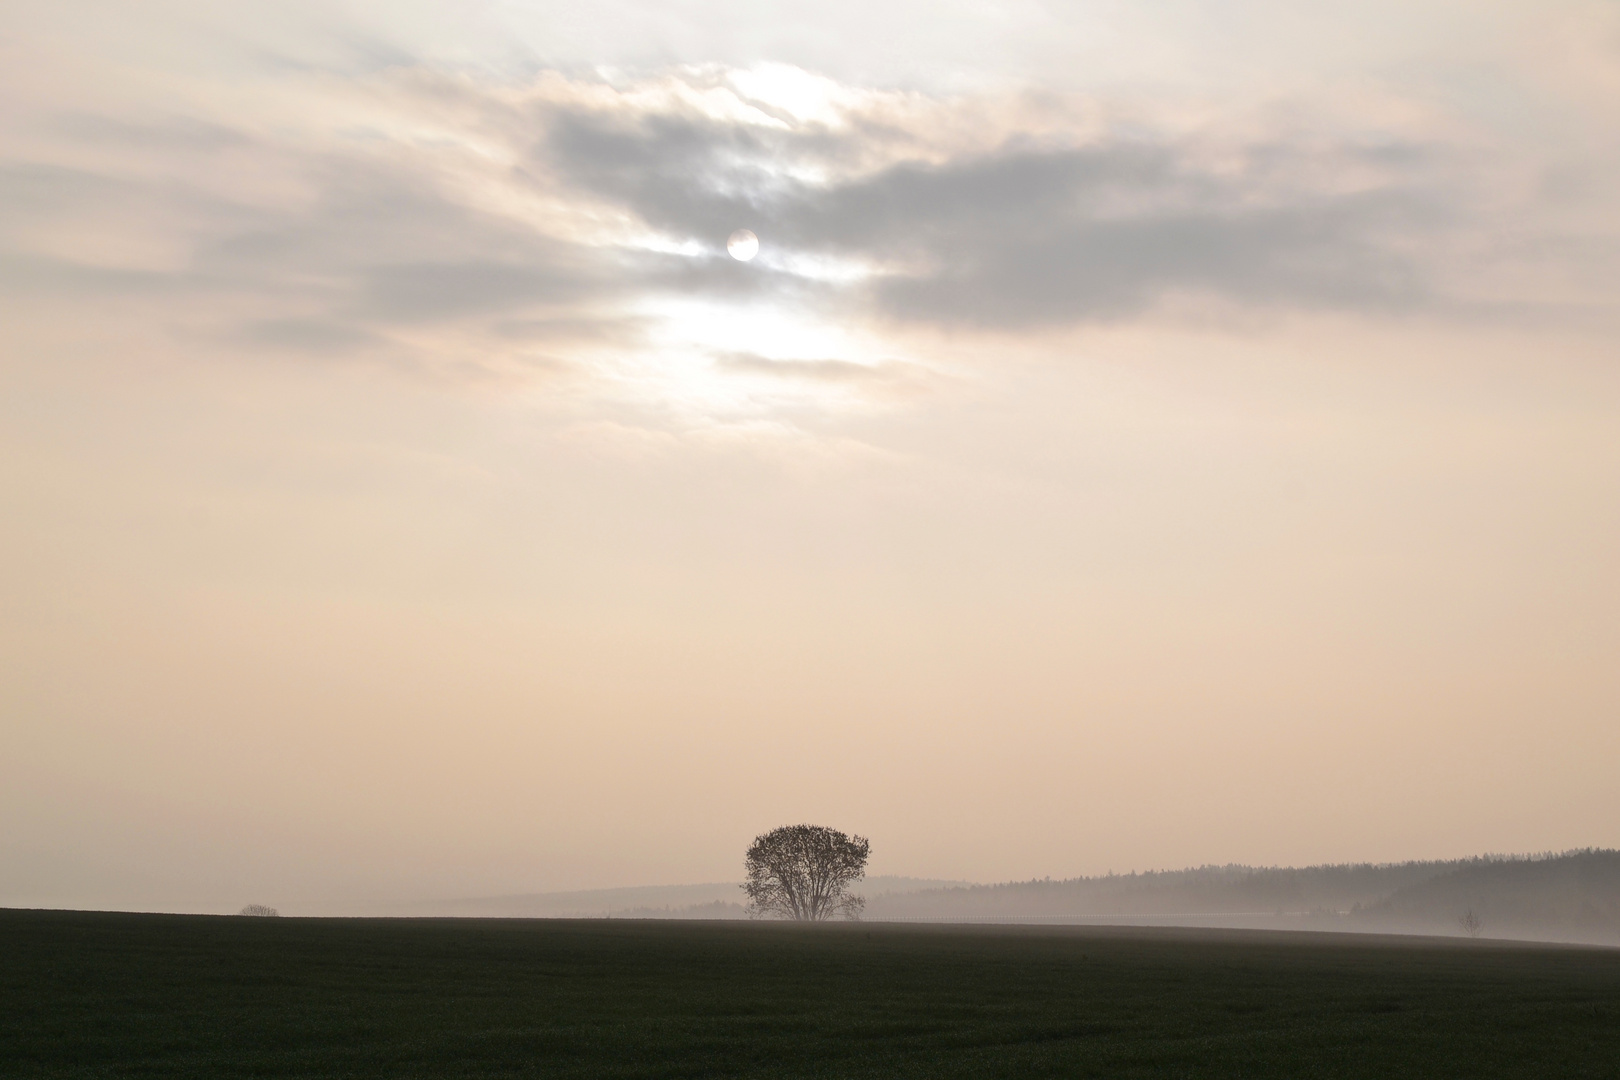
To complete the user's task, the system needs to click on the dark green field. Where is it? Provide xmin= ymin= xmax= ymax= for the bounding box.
xmin=4 ymin=909 xmax=1618 ymax=1078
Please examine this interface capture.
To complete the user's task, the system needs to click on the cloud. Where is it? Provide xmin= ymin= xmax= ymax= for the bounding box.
xmin=357 ymin=260 xmax=597 ymax=321
xmin=240 ymin=317 xmax=380 ymax=352
xmin=1 ymin=128 xmax=641 ymax=360
xmin=490 ymin=315 xmax=651 ymax=344
xmin=537 ymin=97 xmax=1449 ymax=327
xmin=853 ymin=162 xmax=1437 ymax=325
xmin=715 ymin=352 xmax=897 ymax=381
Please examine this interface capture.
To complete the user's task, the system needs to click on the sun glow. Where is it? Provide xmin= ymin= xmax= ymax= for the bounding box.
xmin=727 ymin=64 xmax=856 ymax=127
xmin=608 ymin=296 xmax=902 ymax=416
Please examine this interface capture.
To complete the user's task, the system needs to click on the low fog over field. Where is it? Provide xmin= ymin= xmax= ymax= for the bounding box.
xmin=391 ymin=876 xmax=972 ymax=920
xmin=364 ymin=851 xmax=1620 ymax=948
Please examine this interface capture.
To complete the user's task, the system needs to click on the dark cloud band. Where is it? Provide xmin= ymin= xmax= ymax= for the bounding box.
xmin=541 ymin=103 xmax=1444 ymax=326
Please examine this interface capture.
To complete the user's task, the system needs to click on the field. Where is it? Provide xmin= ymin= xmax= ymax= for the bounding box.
xmin=3 ymin=909 xmax=1618 ymax=1079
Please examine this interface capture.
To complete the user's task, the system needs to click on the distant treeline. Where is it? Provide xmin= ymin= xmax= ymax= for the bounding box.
xmin=862 ymin=850 xmax=1620 ymax=945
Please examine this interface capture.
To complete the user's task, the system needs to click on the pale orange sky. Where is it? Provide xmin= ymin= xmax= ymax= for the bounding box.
xmin=3 ymin=0 xmax=1619 ymax=914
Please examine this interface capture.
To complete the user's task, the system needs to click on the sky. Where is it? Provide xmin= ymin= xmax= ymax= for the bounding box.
xmin=3 ymin=0 xmax=1619 ymax=914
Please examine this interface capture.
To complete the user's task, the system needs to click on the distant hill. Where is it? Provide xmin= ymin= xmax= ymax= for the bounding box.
xmin=864 ymin=862 xmax=1450 ymax=921
xmin=862 ymin=851 xmax=1620 ymax=945
xmin=1353 ymin=849 xmax=1620 ymax=944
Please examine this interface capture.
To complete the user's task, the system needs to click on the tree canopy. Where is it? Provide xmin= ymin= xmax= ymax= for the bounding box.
xmin=743 ymin=824 xmax=870 ymax=921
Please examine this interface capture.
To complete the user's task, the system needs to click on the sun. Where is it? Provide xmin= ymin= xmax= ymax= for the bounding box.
xmin=726 ymin=229 xmax=759 ymax=261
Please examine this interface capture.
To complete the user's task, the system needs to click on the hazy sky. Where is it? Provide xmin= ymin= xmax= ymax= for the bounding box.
xmin=4 ymin=0 xmax=1619 ymax=914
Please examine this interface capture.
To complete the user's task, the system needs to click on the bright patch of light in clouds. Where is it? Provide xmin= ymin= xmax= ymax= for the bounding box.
xmin=727 ymin=63 xmax=859 ymax=126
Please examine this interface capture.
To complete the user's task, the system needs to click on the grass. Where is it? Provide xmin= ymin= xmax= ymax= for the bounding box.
xmin=3 ymin=909 xmax=1618 ymax=1078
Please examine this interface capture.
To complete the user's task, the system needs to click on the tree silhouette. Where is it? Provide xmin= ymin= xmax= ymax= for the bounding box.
xmin=1458 ymin=908 xmax=1483 ymax=937
xmin=743 ymin=824 xmax=870 ymax=921
xmin=238 ymin=904 xmax=279 ymax=917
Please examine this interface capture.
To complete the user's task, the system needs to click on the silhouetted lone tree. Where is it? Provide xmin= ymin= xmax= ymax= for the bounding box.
xmin=744 ymin=825 xmax=870 ymax=921
xmin=1458 ymin=908 xmax=1483 ymax=937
